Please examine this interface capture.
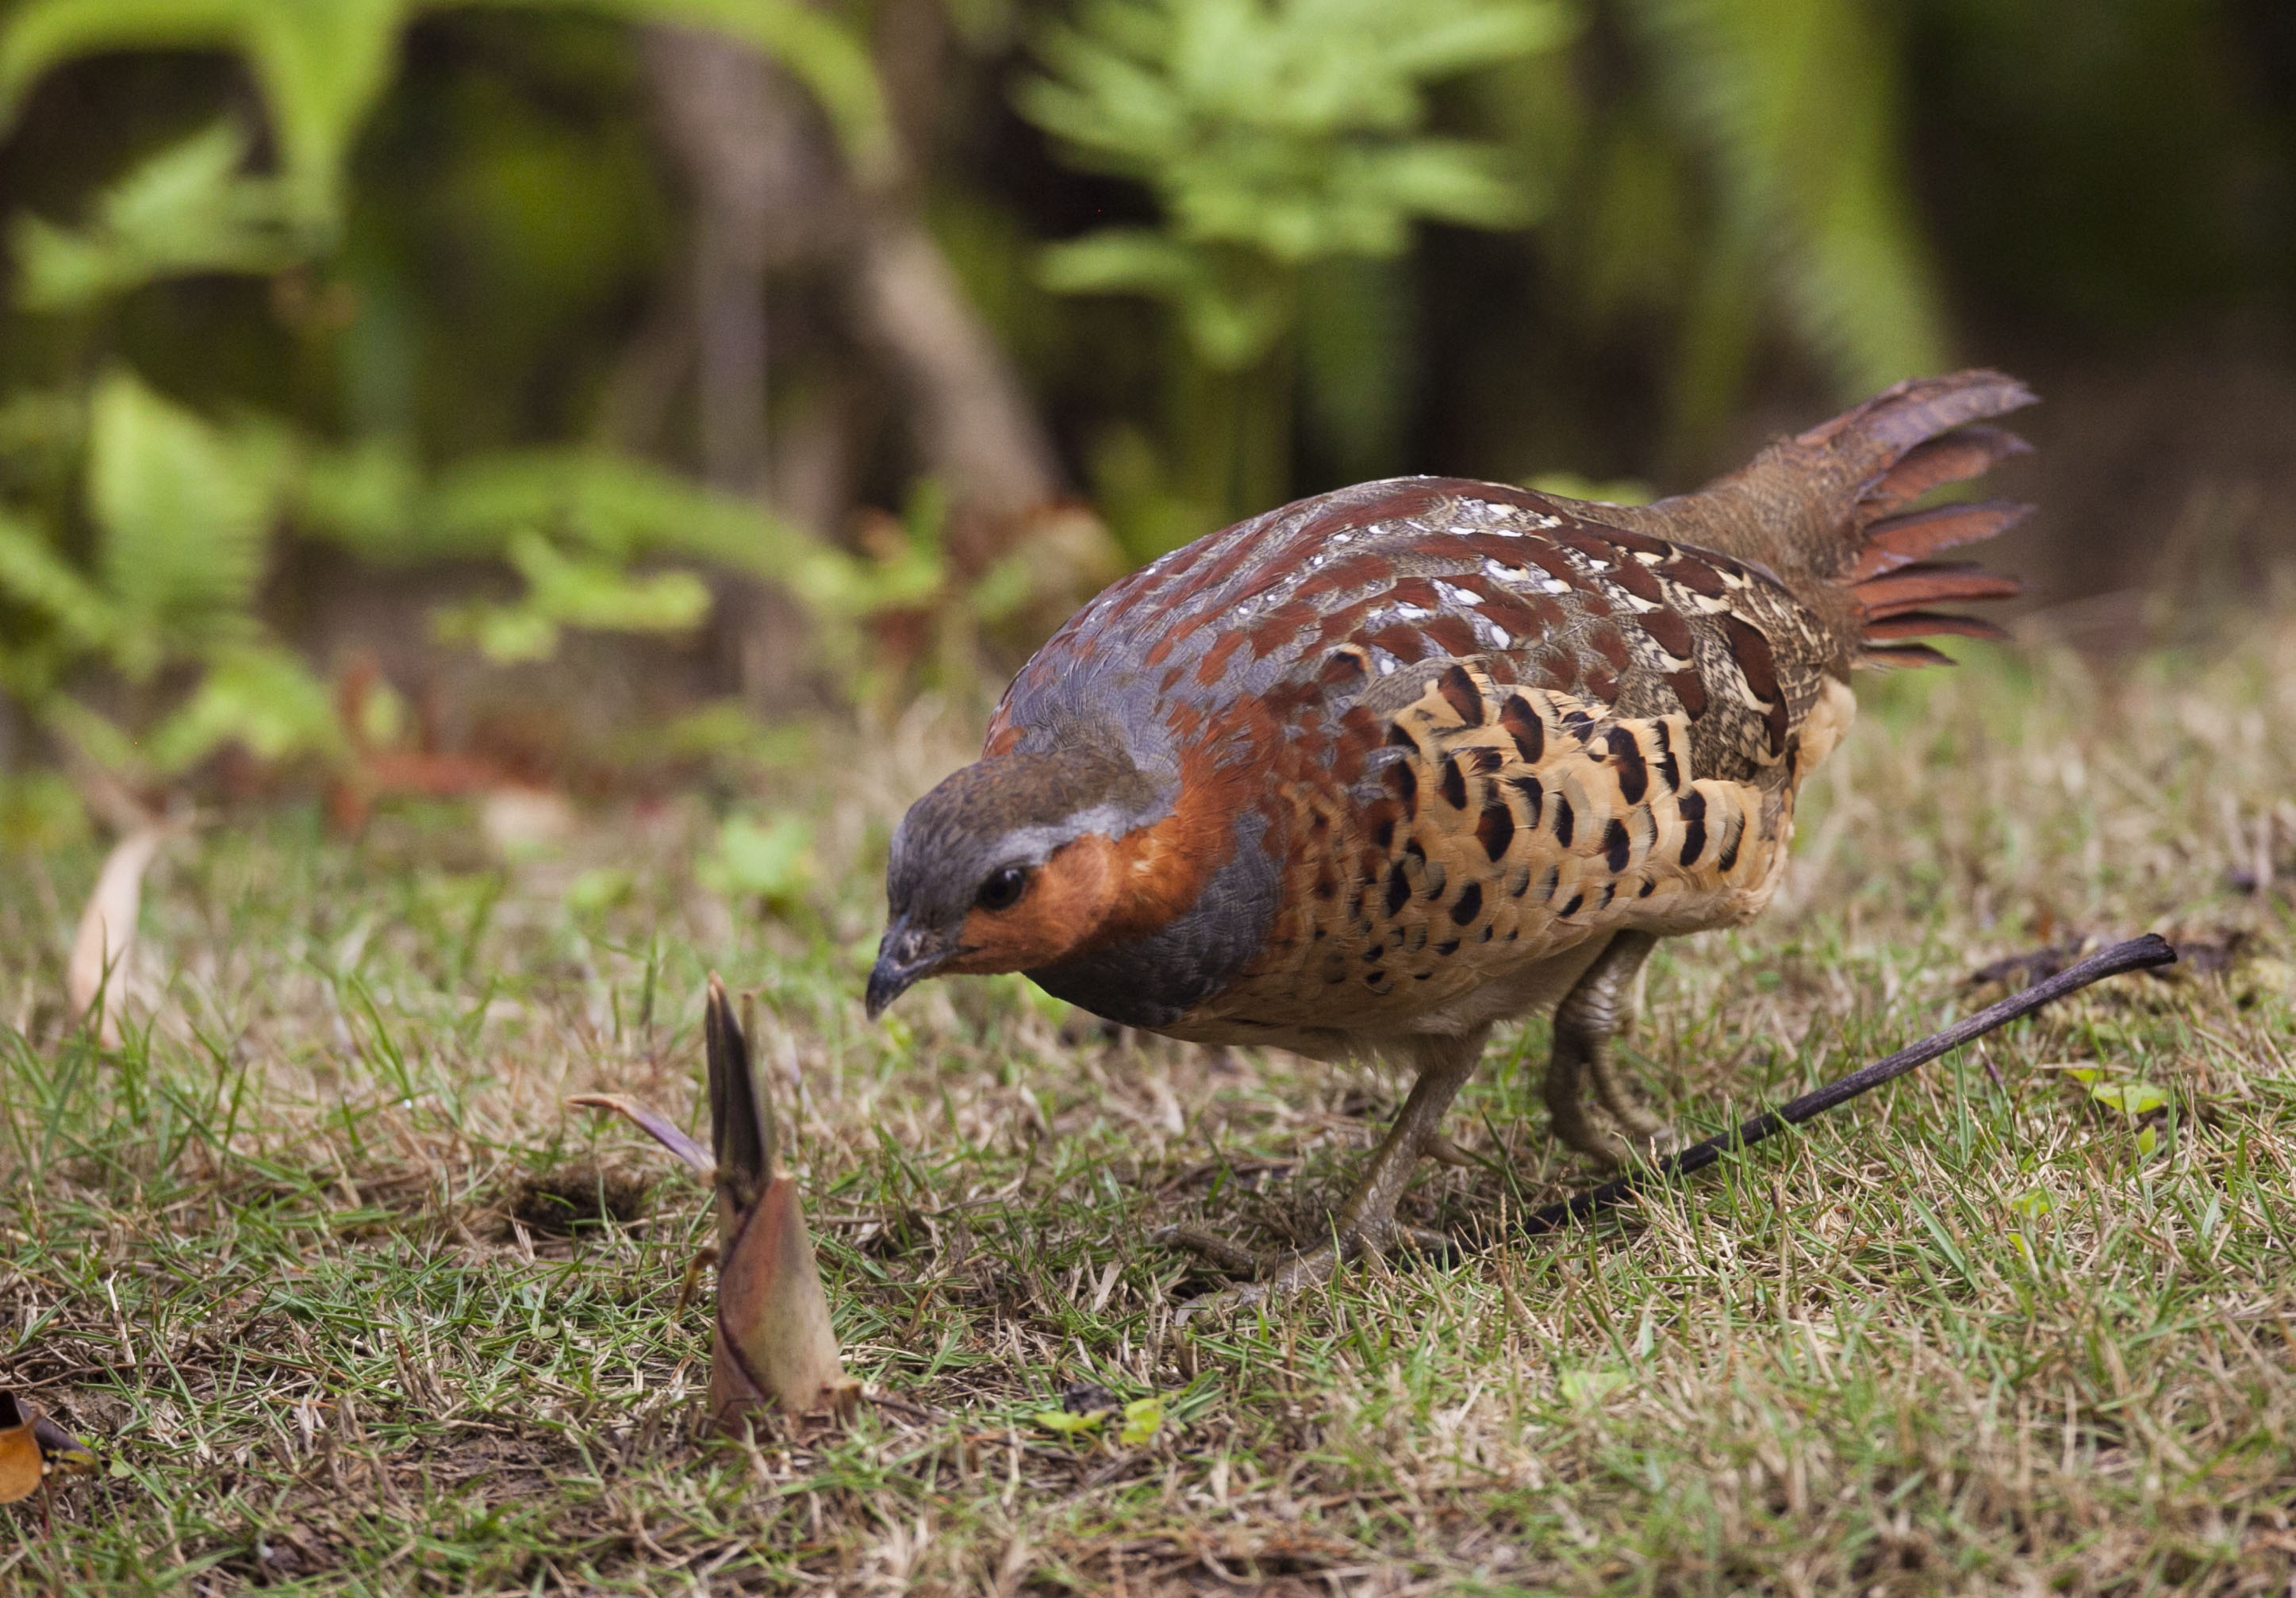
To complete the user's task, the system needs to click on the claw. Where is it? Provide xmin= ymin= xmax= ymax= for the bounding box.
xmin=1172 ymin=1281 xmax=1269 ymax=1325
xmin=1157 ymin=1039 xmax=1481 ymax=1316
xmin=1425 ymin=1132 xmax=1476 ymax=1168
xmin=1149 ymin=1224 xmax=1266 ymax=1277
xmin=1154 ymin=1212 xmax=1462 ymax=1320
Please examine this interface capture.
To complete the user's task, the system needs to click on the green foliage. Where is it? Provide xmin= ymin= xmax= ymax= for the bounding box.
xmin=85 ymin=370 xmax=280 ymax=677
xmin=524 ymin=0 xmax=894 ymax=181
xmin=0 ymin=372 xmax=339 ymax=770
xmin=0 ymin=0 xmax=890 ymax=244
xmin=1019 ymin=0 xmax=1568 ymax=538
xmin=0 ymin=369 xmax=284 ymax=689
xmin=0 ymin=766 xmax=86 ymax=849
xmin=0 ymin=0 xmax=405 ymax=232
xmin=282 ymin=443 xmax=963 ymax=675
xmin=699 ymin=812 xmax=816 ymax=906
xmin=2089 ymin=1081 xmax=2168 ymax=1117
xmin=12 ymin=122 xmax=307 ymax=309
xmin=0 ymin=0 xmax=907 ymax=794
xmin=1031 ymin=1393 xmax=1163 ymax=1444
xmin=0 ymin=509 xmax=113 ymax=674
xmin=435 ymin=529 xmax=712 ymax=663
xmin=142 ymin=641 xmax=346 ymax=771
xmin=1020 ymin=0 xmax=1570 ymax=368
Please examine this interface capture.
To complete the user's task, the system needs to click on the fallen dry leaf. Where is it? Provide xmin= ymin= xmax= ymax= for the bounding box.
xmin=0 ymin=1390 xmax=95 ymax=1507
xmin=67 ymin=824 xmax=171 ymax=1047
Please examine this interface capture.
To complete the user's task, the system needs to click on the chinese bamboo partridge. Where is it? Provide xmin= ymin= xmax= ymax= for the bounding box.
xmin=869 ymin=370 xmax=2034 ymax=1306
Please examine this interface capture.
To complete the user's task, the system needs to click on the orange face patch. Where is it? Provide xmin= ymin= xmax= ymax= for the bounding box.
xmin=939 ymin=732 xmax=1264 ymax=975
xmin=943 ymin=835 xmax=1120 ymax=974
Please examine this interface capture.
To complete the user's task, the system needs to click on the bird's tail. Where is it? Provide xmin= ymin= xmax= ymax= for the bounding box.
xmin=1639 ymin=369 xmax=2038 ymax=668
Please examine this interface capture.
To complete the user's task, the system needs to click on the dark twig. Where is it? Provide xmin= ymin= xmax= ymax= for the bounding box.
xmin=1522 ymin=934 xmax=2178 ymax=1237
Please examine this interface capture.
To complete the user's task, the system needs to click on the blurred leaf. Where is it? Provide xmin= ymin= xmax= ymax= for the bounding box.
xmin=0 ymin=390 xmax=85 ymax=466
xmin=701 ymin=813 xmax=813 ymax=904
xmin=1117 ymin=1396 xmax=1162 ymax=1446
xmin=1033 ymin=1408 xmax=1104 ymax=1436
xmin=1626 ymin=0 xmax=1949 ymax=398
xmin=0 ymin=0 xmax=890 ymax=257
xmin=13 ymin=121 xmax=308 ymax=310
xmin=0 ymin=770 xmax=88 ymax=854
xmin=144 ymin=641 xmax=345 ymax=771
xmin=563 ymin=865 xmax=634 ymax=916
xmin=0 ymin=508 xmax=117 ymax=650
xmin=276 ymin=434 xmax=428 ymax=562
xmin=425 ymin=451 xmax=858 ymax=596
xmin=606 ymin=699 xmax=797 ymax=769
xmin=436 ymin=527 xmax=712 ymax=660
xmin=969 ymin=554 xmax=1035 ymax=625
xmin=86 ymin=371 xmax=282 ymax=678
xmin=1042 ymin=232 xmax=1295 ymax=369
xmin=1559 ymin=1366 xmax=1630 ymax=1404
xmin=507 ymin=528 xmax=710 ymax=632
xmin=353 ymin=676 xmax=406 ymax=747
xmin=1526 ymin=471 xmax=1654 ymax=506
xmin=1042 ymin=233 xmax=1291 ymax=369
xmin=40 ymin=696 xmax=139 ymax=775
xmin=2009 ymin=1189 xmax=2055 ymax=1220
xmin=1021 ymin=0 xmax=1568 ymax=364
xmin=290 ymin=441 xmax=942 ymax=673
xmin=2089 ymin=1081 xmax=2168 ymax=1117
xmin=434 ymin=597 xmax=559 ymax=663
xmin=2135 ymin=1124 xmax=2160 ymax=1156
xmin=0 ymin=0 xmax=409 ymax=232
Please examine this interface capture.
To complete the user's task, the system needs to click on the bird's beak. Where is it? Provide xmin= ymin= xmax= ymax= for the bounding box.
xmin=866 ymin=916 xmax=951 ymax=1020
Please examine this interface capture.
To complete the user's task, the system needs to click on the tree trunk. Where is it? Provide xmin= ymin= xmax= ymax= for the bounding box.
xmin=850 ymin=211 xmax=1063 ymax=530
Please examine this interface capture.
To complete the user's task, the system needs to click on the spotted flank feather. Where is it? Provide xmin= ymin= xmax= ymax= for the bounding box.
xmin=1201 ymin=662 xmax=1788 ymax=1035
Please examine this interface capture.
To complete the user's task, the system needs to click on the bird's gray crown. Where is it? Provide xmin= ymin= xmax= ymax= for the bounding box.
xmin=885 ymin=743 xmax=1169 ymax=928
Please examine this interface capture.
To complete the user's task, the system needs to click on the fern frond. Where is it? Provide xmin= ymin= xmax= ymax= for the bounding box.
xmin=86 ymin=371 xmax=278 ymax=676
xmin=0 ymin=509 xmax=116 ymax=650
xmin=1627 ymin=0 xmax=1949 ymax=395
xmin=1019 ymin=0 xmax=1571 ymax=365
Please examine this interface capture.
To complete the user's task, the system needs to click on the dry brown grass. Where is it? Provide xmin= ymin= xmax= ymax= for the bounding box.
xmin=2 ymin=609 xmax=2294 ymax=1593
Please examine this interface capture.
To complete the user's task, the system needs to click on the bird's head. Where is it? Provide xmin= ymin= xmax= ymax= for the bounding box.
xmin=867 ymin=746 xmax=1166 ymax=1018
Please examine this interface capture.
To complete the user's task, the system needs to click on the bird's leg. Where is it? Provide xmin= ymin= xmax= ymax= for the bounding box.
xmin=1545 ymin=929 xmax=1676 ymax=1164
xmin=1158 ymin=1031 xmax=1485 ymax=1317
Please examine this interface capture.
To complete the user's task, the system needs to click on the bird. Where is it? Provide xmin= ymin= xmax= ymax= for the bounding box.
xmin=867 ymin=370 xmax=2034 ymax=1308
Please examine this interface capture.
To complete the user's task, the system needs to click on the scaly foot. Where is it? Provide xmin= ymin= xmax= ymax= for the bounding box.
xmin=1151 ymin=1220 xmax=1459 ymax=1320
xmin=1152 ymin=1034 xmax=1484 ymax=1320
xmin=1545 ymin=931 xmax=1681 ymax=1166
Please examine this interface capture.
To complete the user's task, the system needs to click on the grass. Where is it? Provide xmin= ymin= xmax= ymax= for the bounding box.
xmin=4 ymin=612 xmax=2295 ymax=1594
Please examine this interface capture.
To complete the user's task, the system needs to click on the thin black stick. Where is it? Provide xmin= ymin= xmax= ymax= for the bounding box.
xmin=1520 ymin=933 xmax=2178 ymax=1237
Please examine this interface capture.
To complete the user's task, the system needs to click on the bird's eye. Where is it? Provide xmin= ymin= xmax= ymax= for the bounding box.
xmin=975 ymin=866 xmax=1030 ymax=912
